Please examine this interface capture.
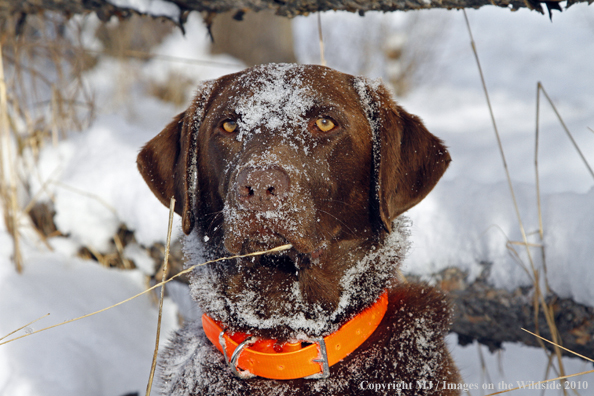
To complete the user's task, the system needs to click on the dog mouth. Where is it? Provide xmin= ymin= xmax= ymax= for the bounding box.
xmin=222 ymin=204 xmax=331 ymax=273
xmin=238 ymin=229 xmax=325 ymax=273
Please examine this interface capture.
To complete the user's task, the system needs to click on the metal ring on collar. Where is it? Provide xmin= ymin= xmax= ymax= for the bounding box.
xmin=221 ymin=332 xmax=258 ymax=379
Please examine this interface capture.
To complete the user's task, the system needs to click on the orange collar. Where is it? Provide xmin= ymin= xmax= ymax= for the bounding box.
xmin=202 ymin=290 xmax=388 ymax=380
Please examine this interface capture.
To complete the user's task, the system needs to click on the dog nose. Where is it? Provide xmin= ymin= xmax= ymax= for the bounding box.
xmin=236 ymin=166 xmax=290 ymax=211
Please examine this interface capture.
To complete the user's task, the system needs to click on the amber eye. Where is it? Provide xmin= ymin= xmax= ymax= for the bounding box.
xmin=222 ymin=120 xmax=237 ymax=133
xmin=315 ymin=118 xmax=335 ymax=132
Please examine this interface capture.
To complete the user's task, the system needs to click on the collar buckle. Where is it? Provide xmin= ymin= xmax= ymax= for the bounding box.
xmin=304 ymin=337 xmax=330 ymax=379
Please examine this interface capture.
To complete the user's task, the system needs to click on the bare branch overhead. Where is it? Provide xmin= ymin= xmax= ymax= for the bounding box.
xmin=1 ymin=0 xmax=592 ymax=27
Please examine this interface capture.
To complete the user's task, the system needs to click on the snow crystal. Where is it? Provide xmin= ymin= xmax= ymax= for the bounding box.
xmin=202 ymin=64 xmax=334 ymax=167
xmin=231 ymin=64 xmax=315 ymax=144
xmin=352 ymin=76 xmax=383 ymax=134
xmin=337 ymin=217 xmax=411 ymax=312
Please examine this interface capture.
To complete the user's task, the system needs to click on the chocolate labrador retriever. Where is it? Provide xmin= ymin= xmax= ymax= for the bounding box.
xmin=137 ymin=64 xmax=460 ymax=395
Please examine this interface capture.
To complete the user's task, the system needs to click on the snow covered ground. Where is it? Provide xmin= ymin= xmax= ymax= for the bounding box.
xmin=1 ymin=5 xmax=593 ymax=396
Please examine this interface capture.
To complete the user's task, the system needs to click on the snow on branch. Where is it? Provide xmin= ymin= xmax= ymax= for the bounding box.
xmin=2 ymin=0 xmax=592 ymax=26
xmin=414 ymin=267 xmax=594 ymax=360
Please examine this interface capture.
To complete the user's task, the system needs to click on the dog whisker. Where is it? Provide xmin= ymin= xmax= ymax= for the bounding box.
xmin=318 ymin=198 xmax=356 ymax=209
xmin=204 ymin=211 xmax=224 ymax=234
xmin=317 ymin=209 xmax=357 ymax=237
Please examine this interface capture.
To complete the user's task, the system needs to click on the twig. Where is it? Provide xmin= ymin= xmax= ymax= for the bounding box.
xmin=536 ymin=83 xmax=594 ymax=180
xmin=534 ymin=84 xmax=544 ymax=241
xmin=483 ymin=329 xmax=594 ymax=396
xmin=507 ymin=241 xmax=542 ymax=248
xmin=533 ymin=81 xmax=594 ymax=384
xmin=113 ymin=233 xmax=132 ymax=270
xmin=145 ymin=198 xmax=175 ymax=396
xmin=462 ymin=9 xmax=535 ymax=279
xmin=317 ymin=13 xmax=326 ymax=67
xmin=477 ymin=342 xmax=493 ymax=388
xmin=533 ymin=82 xmax=552 ymax=299
xmin=0 ymin=313 xmax=50 ymax=342
xmin=0 ymin=243 xmax=292 ymax=347
xmin=521 ymin=328 xmax=594 ymax=364
xmin=482 ymin=224 xmax=531 ymax=278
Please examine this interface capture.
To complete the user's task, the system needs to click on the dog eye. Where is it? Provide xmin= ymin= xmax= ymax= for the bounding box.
xmin=221 ymin=120 xmax=237 ymax=133
xmin=315 ymin=118 xmax=335 ymax=132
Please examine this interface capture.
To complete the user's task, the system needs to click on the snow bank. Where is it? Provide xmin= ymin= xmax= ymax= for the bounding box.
xmin=31 ymin=111 xmax=181 ymax=252
xmin=0 ymin=252 xmax=178 ymax=396
xmin=406 ymin=180 xmax=594 ymax=306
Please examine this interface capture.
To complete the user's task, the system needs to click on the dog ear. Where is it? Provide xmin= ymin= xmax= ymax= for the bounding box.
xmin=137 ymin=81 xmax=215 ymax=234
xmin=355 ymin=79 xmax=451 ymax=233
xmin=137 ymin=111 xmax=195 ymax=234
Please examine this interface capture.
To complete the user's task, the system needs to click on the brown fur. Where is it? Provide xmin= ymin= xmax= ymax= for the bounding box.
xmin=137 ymin=64 xmax=459 ymax=395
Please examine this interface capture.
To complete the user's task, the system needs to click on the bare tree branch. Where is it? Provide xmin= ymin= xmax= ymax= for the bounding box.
xmin=410 ymin=267 xmax=594 ymax=360
xmin=0 ymin=0 xmax=591 ymax=26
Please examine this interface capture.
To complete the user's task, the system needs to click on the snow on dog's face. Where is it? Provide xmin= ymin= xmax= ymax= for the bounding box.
xmin=137 ymin=64 xmax=450 ymax=340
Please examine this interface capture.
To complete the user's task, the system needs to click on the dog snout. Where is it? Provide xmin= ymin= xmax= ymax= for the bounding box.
xmin=236 ymin=166 xmax=290 ymax=211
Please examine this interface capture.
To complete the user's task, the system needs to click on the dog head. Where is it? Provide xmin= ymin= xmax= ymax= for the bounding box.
xmin=138 ymin=64 xmax=450 ymax=339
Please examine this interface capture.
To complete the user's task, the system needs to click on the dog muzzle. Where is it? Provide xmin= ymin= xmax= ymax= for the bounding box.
xmin=202 ymin=290 xmax=388 ymax=380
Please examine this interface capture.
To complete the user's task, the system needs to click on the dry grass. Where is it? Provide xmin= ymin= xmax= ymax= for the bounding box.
xmin=0 ymin=13 xmax=97 ymax=272
xmin=0 ymin=12 xmax=195 ymax=273
xmin=465 ymin=12 xmax=571 ymax=391
xmin=0 ymin=313 xmax=49 ymax=343
xmin=1 ymin=14 xmax=96 ymax=141
xmin=483 ymin=330 xmax=594 ymax=395
xmin=145 ymin=197 xmax=176 ymax=396
xmin=317 ymin=13 xmax=326 ymax=67
xmin=0 ymin=243 xmax=292 ymax=347
xmin=0 ymin=41 xmax=23 ymax=273
xmin=464 ymin=9 xmax=594 ymax=394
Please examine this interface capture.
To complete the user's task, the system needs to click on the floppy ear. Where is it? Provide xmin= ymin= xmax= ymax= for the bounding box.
xmin=355 ymin=79 xmax=451 ymax=233
xmin=137 ymin=81 xmax=214 ymax=235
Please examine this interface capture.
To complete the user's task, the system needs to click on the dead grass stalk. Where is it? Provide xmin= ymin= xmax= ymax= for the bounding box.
xmin=317 ymin=13 xmax=326 ymax=67
xmin=145 ymin=197 xmax=175 ymax=396
xmin=0 ymin=313 xmax=49 ymax=342
xmin=0 ymin=243 xmax=292 ymax=347
xmin=483 ymin=330 xmax=594 ymax=396
xmin=0 ymin=41 xmax=23 ymax=273
xmin=0 ymin=13 xmax=99 ymax=271
xmin=463 ymin=10 xmax=569 ymax=393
